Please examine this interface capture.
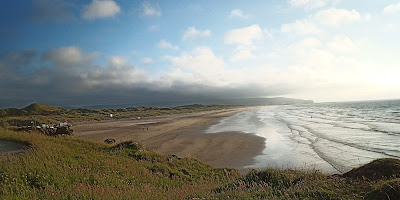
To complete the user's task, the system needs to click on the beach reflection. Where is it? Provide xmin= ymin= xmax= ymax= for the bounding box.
xmin=206 ymin=107 xmax=339 ymax=173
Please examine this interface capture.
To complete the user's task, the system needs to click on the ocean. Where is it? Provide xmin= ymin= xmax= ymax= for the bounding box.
xmin=205 ymin=99 xmax=400 ymax=173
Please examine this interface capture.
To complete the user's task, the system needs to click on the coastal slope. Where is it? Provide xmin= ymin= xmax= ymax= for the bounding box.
xmin=0 ymin=129 xmax=398 ymax=199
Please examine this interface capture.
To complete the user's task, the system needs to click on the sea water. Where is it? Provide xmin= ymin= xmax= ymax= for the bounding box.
xmin=205 ymin=100 xmax=400 ymax=173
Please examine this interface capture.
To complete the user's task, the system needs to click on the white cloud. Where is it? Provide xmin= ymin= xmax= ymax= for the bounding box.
xmin=365 ymin=13 xmax=372 ymax=21
xmin=166 ymin=47 xmax=259 ymax=88
xmin=84 ymin=56 xmax=143 ymax=86
xmin=169 ymin=47 xmax=224 ymax=71
xmin=182 ymin=27 xmax=211 ymax=41
xmin=141 ymin=2 xmax=162 ymax=17
xmin=292 ymin=37 xmax=327 ymax=65
xmin=314 ymin=8 xmax=361 ymax=27
xmin=263 ymin=29 xmax=274 ymax=39
xmin=384 ymin=2 xmax=400 ymax=14
xmin=291 ymin=36 xmax=357 ymax=68
xmin=305 ymin=49 xmax=335 ymax=67
xmin=141 ymin=57 xmax=155 ymax=65
xmin=108 ymin=56 xmax=130 ymax=69
xmin=167 ymin=47 xmax=232 ymax=87
xmin=266 ymin=52 xmax=280 ymax=59
xmin=82 ymin=0 xmax=120 ymax=20
xmin=230 ymin=49 xmax=254 ymax=62
xmin=296 ymin=37 xmax=322 ymax=49
xmin=157 ymin=40 xmax=179 ymax=50
xmin=229 ymin=9 xmax=250 ymax=19
xmin=289 ymin=0 xmax=341 ymax=10
xmin=281 ymin=20 xmax=322 ymax=35
xmin=289 ymin=0 xmax=325 ymax=9
xmin=289 ymin=0 xmax=339 ymax=10
xmin=327 ymin=35 xmax=356 ymax=53
xmin=42 ymin=46 xmax=98 ymax=67
xmin=386 ymin=23 xmax=397 ymax=30
xmin=225 ymin=24 xmax=263 ymax=45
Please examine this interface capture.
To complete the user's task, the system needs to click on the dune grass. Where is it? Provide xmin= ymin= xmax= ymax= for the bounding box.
xmin=0 ymin=129 xmax=399 ymax=199
xmin=0 ymin=103 xmax=239 ymax=128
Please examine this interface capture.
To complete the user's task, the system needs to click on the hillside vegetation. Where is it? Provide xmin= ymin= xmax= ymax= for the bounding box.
xmin=0 ymin=129 xmax=399 ymax=199
xmin=22 ymin=103 xmax=64 ymax=115
xmin=0 ymin=103 xmax=238 ymax=127
xmin=0 ymin=103 xmax=64 ymax=117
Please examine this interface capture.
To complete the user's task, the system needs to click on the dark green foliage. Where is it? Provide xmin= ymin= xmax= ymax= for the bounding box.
xmin=74 ymin=108 xmax=99 ymax=114
xmin=366 ymin=178 xmax=400 ymax=200
xmin=343 ymin=158 xmax=400 ymax=181
xmin=112 ymin=141 xmax=144 ymax=152
xmin=0 ymin=110 xmax=6 ymax=117
xmin=4 ymin=108 xmax=27 ymax=117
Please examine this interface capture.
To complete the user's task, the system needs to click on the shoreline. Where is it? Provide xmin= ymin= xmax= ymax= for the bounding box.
xmin=73 ymin=107 xmax=265 ymax=170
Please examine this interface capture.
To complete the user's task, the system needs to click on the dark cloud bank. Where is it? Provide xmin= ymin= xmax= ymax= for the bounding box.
xmin=0 ymin=47 xmax=297 ymax=108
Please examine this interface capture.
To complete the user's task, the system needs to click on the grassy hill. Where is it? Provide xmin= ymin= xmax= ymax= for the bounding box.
xmin=22 ymin=103 xmax=64 ymax=115
xmin=0 ymin=129 xmax=399 ymax=199
xmin=0 ymin=103 xmax=63 ymax=117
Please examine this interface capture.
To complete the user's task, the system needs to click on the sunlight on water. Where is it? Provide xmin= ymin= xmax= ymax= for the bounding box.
xmin=205 ymin=100 xmax=400 ymax=173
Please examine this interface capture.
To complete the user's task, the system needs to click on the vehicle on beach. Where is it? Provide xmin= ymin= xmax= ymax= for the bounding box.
xmin=17 ymin=122 xmax=73 ymax=136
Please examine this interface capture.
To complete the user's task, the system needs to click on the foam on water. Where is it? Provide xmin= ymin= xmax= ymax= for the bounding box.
xmin=205 ymin=100 xmax=400 ymax=173
xmin=205 ymin=109 xmax=259 ymax=134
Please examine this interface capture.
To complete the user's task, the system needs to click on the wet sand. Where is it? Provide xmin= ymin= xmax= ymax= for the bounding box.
xmin=73 ymin=108 xmax=265 ymax=170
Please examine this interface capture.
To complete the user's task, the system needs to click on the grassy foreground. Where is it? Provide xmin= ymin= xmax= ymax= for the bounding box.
xmin=1 ymin=129 xmax=399 ymax=199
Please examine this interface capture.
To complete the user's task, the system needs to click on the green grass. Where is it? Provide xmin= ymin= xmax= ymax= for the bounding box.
xmin=0 ymin=129 xmax=239 ymax=199
xmin=1 ymin=129 xmax=399 ymax=199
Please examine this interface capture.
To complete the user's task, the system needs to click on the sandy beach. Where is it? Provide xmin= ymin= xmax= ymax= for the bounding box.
xmin=73 ymin=108 xmax=265 ymax=170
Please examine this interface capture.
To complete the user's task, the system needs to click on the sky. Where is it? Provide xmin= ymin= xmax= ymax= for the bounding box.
xmin=1 ymin=0 xmax=400 ymax=107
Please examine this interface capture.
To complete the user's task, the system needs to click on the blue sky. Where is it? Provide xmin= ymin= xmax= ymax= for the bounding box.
xmin=1 ymin=0 xmax=400 ymax=107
